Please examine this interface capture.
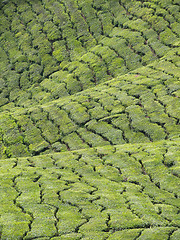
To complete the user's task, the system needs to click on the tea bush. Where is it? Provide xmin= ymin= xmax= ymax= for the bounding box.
xmin=0 ymin=0 xmax=180 ymax=238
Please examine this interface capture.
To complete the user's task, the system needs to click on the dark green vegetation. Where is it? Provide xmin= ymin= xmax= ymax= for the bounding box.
xmin=0 ymin=0 xmax=180 ymax=239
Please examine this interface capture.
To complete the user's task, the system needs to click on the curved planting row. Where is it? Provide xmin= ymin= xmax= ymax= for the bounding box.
xmin=0 ymin=140 xmax=180 ymax=239
xmin=0 ymin=58 xmax=180 ymax=158
xmin=0 ymin=0 xmax=179 ymax=108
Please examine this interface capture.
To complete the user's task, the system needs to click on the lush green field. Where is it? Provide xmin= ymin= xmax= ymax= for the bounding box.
xmin=0 ymin=0 xmax=180 ymax=239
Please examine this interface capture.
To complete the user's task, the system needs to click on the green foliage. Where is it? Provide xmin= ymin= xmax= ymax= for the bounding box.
xmin=53 ymin=41 xmax=69 ymax=62
xmin=0 ymin=0 xmax=180 ymax=238
xmin=51 ymin=233 xmax=82 ymax=240
xmin=79 ymin=217 xmax=108 ymax=233
xmin=138 ymin=227 xmax=176 ymax=240
xmin=63 ymin=102 xmax=90 ymax=124
xmin=77 ymin=127 xmax=110 ymax=147
xmin=160 ymin=28 xmax=178 ymax=46
xmin=171 ymin=230 xmax=180 ymax=240
xmin=57 ymin=203 xmax=86 ymax=235
xmin=86 ymin=119 xmax=125 ymax=145
xmin=1 ymin=220 xmax=30 ymax=240
xmin=43 ymin=21 xmax=61 ymax=41
xmin=29 ymin=63 xmax=43 ymax=83
xmin=40 ymin=78 xmax=69 ymax=99
xmin=108 ymin=229 xmax=142 ymax=240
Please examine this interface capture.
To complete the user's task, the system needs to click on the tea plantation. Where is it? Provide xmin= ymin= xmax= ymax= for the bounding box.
xmin=0 ymin=0 xmax=180 ymax=239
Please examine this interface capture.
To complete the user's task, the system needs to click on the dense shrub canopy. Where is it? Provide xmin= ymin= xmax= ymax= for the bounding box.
xmin=0 ymin=0 xmax=180 ymax=239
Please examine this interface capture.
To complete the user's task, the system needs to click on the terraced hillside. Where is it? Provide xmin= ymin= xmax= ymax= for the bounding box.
xmin=0 ymin=0 xmax=180 ymax=239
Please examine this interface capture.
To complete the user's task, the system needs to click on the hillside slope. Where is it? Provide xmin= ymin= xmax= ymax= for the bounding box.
xmin=0 ymin=0 xmax=180 ymax=239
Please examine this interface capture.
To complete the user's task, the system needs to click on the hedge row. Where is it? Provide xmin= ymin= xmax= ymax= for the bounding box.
xmin=0 ymin=140 xmax=179 ymax=238
xmin=0 ymin=0 xmax=179 ymax=109
xmin=0 ymin=66 xmax=179 ymax=158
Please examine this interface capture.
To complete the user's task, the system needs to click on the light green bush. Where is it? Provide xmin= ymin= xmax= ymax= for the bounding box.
xmin=108 ymin=229 xmax=142 ymax=240
xmin=51 ymin=233 xmax=82 ymax=240
xmin=57 ymin=203 xmax=86 ymax=235
xmin=138 ymin=227 xmax=176 ymax=240
xmin=170 ymin=229 xmax=180 ymax=240
xmin=62 ymin=132 xmax=89 ymax=150
xmin=160 ymin=28 xmax=178 ymax=46
xmin=43 ymin=21 xmax=61 ymax=41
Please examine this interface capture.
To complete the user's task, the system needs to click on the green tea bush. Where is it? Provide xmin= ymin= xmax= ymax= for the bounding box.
xmin=160 ymin=28 xmax=178 ymax=46
xmin=32 ymin=34 xmax=52 ymax=55
xmin=62 ymin=132 xmax=89 ymax=150
xmin=29 ymin=63 xmax=43 ymax=83
xmin=1 ymin=218 xmax=30 ymax=240
xmin=98 ymin=11 xmax=113 ymax=36
xmin=88 ymin=106 xmax=109 ymax=120
xmin=47 ymin=107 xmax=77 ymax=135
xmin=16 ymin=1 xmax=30 ymax=12
xmin=86 ymin=120 xmax=125 ymax=145
xmin=43 ymin=21 xmax=61 ymax=41
xmin=25 ymin=217 xmax=57 ymax=238
xmin=91 ymin=45 xmax=117 ymax=64
xmin=79 ymin=217 xmax=108 ymax=233
xmin=2 ymin=2 xmax=16 ymax=19
xmin=41 ymin=54 xmax=58 ymax=77
xmin=0 ymin=13 xmax=10 ymax=34
xmin=108 ymin=229 xmax=142 ymax=240
xmin=40 ymin=79 xmax=69 ymax=99
xmin=21 ymin=9 xmax=36 ymax=24
xmin=71 ymin=62 xmax=95 ymax=89
xmin=51 ymin=233 xmax=82 ymax=240
xmin=126 ymin=105 xmax=166 ymax=141
xmin=171 ymin=22 xmax=180 ymax=37
xmin=170 ymin=229 xmax=180 ymax=240
xmin=108 ymin=207 xmax=146 ymax=229
xmin=63 ymin=102 xmax=90 ymax=124
xmin=81 ymin=52 xmax=108 ymax=83
xmin=77 ymin=128 xmax=109 ymax=147
xmin=138 ymin=227 xmax=176 ymax=240
xmin=155 ymin=204 xmax=179 ymax=223
xmin=53 ymin=41 xmax=69 ymax=62
xmin=36 ymin=119 xmax=59 ymax=144
xmin=67 ymin=38 xmax=86 ymax=61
